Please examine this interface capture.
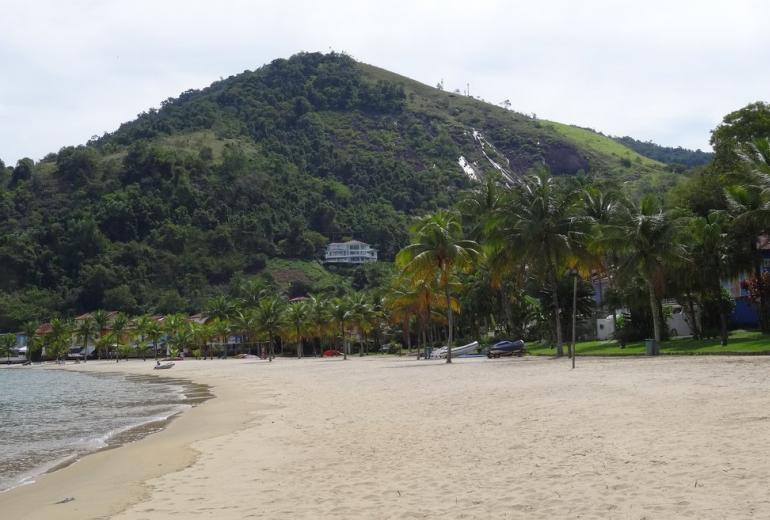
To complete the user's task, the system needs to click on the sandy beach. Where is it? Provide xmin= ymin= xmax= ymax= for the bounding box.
xmin=2 ymin=355 xmax=770 ymax=519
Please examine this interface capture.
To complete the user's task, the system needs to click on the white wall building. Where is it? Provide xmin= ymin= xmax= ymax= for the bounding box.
xmin=596 ymin=305 xmax=694 ymax=341
xmin=324 ymin=240 xmax=377 ymax=264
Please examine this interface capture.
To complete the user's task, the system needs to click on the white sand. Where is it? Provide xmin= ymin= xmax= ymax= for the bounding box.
xmin=3 ymin=355 xmax=770 ymax=519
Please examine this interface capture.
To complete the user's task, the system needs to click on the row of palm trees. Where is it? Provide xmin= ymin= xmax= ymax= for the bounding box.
xmin=27 ymin=290 xmax=396 ymax=363
xmin=394 ymin=134 xmax=770 ymax=361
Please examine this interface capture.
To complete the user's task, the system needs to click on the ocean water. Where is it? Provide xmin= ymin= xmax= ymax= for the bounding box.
xmin=0 ymin=368 xmax=198 ymax=492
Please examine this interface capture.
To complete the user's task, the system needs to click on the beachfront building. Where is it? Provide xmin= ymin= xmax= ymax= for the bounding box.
xmin=324 ymin=240 xmax=377 ymax=264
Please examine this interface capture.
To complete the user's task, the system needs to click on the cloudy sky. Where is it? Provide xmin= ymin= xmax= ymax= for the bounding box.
xmin=1 ymin=0 xmax=768 ymax=164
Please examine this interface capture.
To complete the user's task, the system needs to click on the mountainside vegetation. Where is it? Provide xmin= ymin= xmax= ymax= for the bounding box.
xmin=0 ymin=52 xmax=697 ymax=329
xmin=613 ymin=135 xmax=714 ymax=170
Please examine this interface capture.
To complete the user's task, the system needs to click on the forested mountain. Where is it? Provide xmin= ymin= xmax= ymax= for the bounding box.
xmin=0 ymin=52 xmax=684 ymax=328
xmin=613 ymin=136 xmax=714 ymax=170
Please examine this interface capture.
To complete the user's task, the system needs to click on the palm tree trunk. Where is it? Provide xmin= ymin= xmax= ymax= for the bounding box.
xmin=684 ymin=291 xmax=700 ymax=339
xmin=549 ymin=269 xmax=564 ymax=356
xmin=647 ymin=279 xmax=662 ymax=344
xmin=403 ymin=318 xmax=410 ymax=356
xmin=445 ymin=281 xmax=453 ymax=364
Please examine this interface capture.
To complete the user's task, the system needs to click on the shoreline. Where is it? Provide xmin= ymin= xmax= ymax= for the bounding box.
xmin=0 ymin=360 xmax=261 ymax=520
xmin=0 ymin=367 xmax=212 ymax=495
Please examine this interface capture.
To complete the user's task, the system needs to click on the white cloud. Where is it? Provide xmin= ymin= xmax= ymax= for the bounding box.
xmin=1 ymin=0 xmax=768 ymax=163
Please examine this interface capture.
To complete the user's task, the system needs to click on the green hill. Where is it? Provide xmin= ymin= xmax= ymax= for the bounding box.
xmin=0 ymin=52 xmax=680 ymax=328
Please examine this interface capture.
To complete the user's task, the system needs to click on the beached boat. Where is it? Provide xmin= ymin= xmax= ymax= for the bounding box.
xmin=430 ymin=341 xmax=480 ymax=359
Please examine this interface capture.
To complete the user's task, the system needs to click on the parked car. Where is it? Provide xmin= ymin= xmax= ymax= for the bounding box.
xmin=487 ymin=339 xmax=526 ymax=358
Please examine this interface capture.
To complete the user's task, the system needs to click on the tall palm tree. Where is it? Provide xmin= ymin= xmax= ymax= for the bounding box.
xmin=206 ymin=295 xmax=236 ymax=321
xmin=91 ymin=310 xmax=110 ymax=360
xmin=330 ymin=297 xmax=351 ymax=359
xmin=48 ymin=318 xmax=72 ymax=363
xmin=205 ymin=295 xmax=235 ymax=358
xmin=486 ymin=171 xmax=582 ymax=356
xmin=285 ymin=301 xmax=309 ymax=359
xmin=111 ymin=313 xmax=129 ymax=362
xmin=306 ymin=295 xmax=330 ymax=357
xmin=75 ymin=317 xmax=96 ymax=363
xmin=133 ymin=315 xmax=153 ymax=361
xmin=255 ymin=296 xmax=286 ymax=362
xmin=162 ymin=314 xmax=187 ymax=357
xmin=397 ymin=209 xmax=481 ymax=363
xmin=239 ymin=279 xmax=271 ymax=310
xmin=611 ymin=196 xmax=686 ymax=344
xmin=1 ymin=333 xmax=15 ymax=363
xmin=145 ymin=320 xmax=163 ymax=360
xmin=22 ymin=322 xmax=38 ymax=362
xmin=348 ymin=294 xmax=375 ymax=356
xmin=460 ymin=172 xmax=505 ymax=241
xmin=723 ymin=139 xmax=770 ymax=332
xmin=209 ymin=318 xmax=230 ymax=358
xmin=686 ymin=212 xmax=732 ymax=344
xmin=233 ymin=309 xmax=260 ymax=357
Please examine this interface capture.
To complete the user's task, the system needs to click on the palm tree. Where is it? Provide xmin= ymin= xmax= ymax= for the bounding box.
xmin=611 ymin=196 xmax=686 ymax=345
xmin=486 ymin=171 xmax=582 ymax=356
xmin=239 ymin=279 xmax=271 ymax=309
xmin=189 ymin=322 xmax=210 ymax=359
xmin=91 ymin=310 xmax=110 ymax=360
xmin=0 ymin=333 xmax=15 ymax=363
xmin=306 ymin=295 xmax=330 ymax=357
xmin=133 ymin=315 xmax=152 ymax=361
xmin=285 ymin=301 xmax=309 ymax=358
xmin=209 ymin=318 xmax=230 ymax=358
xmin=167 ymin=322 xmax=193 ymax=358
xmin=75 ymin=317 xmax=96 ymax=363
xmin=330 ymin=297 xmax=351 ymax=359
xmin=206 ymin=295 xmax=236 ymax=321
xmin=723 ymin=139 xmax=770 ymax=332
xmin=22 ymin=322 xmax=38 ymax=362
xmin=162 ymin=314 xmax=187 ymax=357
xmin=348 ymin=294 xmax=376 ymax=356
xmin=111 ymin=313 xmax=129 ymax=362
xmin=233 ymin=309 xmax=260 ymax=357
xmin=686 ymin=213 xmax=733 ymax=344
xmin=48 ymin=318 xmax=72 ymax=363
xmin=145 ymin=320 xmax=163 ymax=360
xmin=397 ymin=209 xmax=481 ymax=363
xmin=255 ymin=296 xmax=286 ymax=362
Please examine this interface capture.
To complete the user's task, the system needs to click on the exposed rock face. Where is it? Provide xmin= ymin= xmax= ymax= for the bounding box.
xmin=542 ymin=142 xmax=591 ymax=175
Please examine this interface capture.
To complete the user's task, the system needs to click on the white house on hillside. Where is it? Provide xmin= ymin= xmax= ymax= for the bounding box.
xmin=324 ymin=240 xmax=377 ymax=264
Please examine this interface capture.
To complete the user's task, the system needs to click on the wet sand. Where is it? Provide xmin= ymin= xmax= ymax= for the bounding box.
xmin=2 ymin=355 xmax=770 ymax=519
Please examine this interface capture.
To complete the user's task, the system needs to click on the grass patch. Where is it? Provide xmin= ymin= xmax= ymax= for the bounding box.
xmin=544 ymin=120 xmax=664 ymax=169
xmin=264 ymin=258 xmax=350 ymax=293
xmin=527 ymin=330 xmax=770 ymax=356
